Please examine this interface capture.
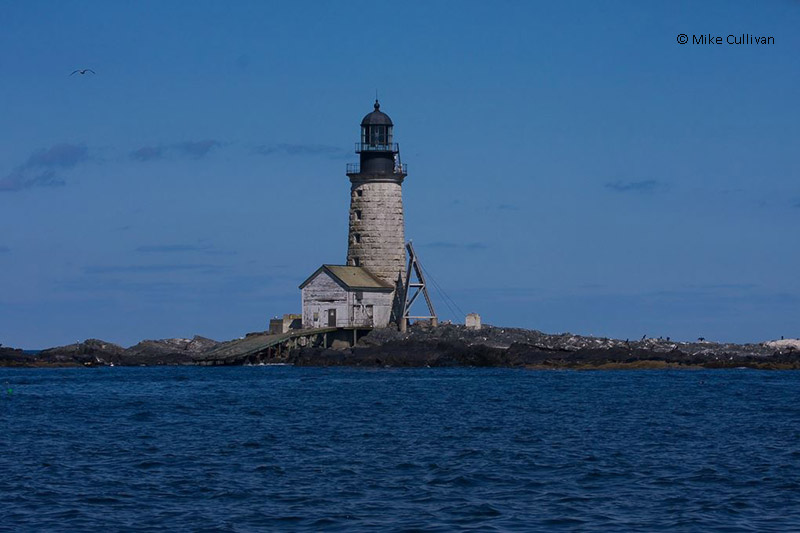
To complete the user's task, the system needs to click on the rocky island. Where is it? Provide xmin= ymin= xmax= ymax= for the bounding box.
xmin=286 ymin=324 xmax=800 ymax=370
xmin=2 ymin=325 xmax=799 ymax=369
xmin=0 ymin=336 xmax=218 ymax=367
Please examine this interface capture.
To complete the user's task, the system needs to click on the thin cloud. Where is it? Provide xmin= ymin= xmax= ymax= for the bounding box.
xmin=203 ymin=249 xmax=238 ymax=256
xmin=687 ymin=283 xmax=758 ymax=290
xmin=0 ymin=246 xmax=10 ymax=253
xmin=0 ymin=143 xmax=88 ymax=192
xmin=175 ymin=140 xmax=221 ymax=158
xmin=131 ymin=146 xmax=165 ymax=162
xmin=84 ymin=264 xmax=223 ymax=274
xmin=253 ymin=143 xmax=350 ymax=159
xmin=57 ymin=278 xmax=191 ymax=295
xmin=605 ymin=179 xmax=662 ymax=193
xmin=0 ymin=169 xmax=65 ymax=191
xmin=130 ymin=140 xmax=221 ymax=162
xmin=135 ymin=244 xmax=212 ymax=253
xmin=135 ymin=243 xmax=236 ymax=256
xmin=423 ymin=241 xmax=488 ymax=250
xmin=26 ymin=144 xmax=88 ymax=168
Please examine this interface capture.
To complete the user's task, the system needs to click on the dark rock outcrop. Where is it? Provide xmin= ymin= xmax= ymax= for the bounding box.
xmin=123 ymin=336 xmax=219 ymax=365
xmin=5 ymin=325 xmax=799 ymax=369
xmin=0 ymin=345 xmax=36 ymax=367
xmin=37 ymin=339 xmax=126 ymax=366
xmin=12 ymin=336 xmax=220 ymax=367
xmin=284 ymin=324 xmax=800 ymax=370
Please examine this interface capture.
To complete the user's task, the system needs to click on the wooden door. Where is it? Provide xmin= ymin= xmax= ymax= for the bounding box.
xmin=327 ymin=309 xmax=336 ymax=327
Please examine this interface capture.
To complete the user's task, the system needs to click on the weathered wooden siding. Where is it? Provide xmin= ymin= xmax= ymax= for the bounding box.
xmin=349 ymin=290 xmax=393 ymax=327
xmin=302 ymin=271 xmax=394 ymax=328
xmin=302 ymin=273 xmax=349 ymax=328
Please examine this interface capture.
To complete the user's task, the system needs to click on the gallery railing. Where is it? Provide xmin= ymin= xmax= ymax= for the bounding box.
xmin=346 ymin=163 xmax=407 ymax=175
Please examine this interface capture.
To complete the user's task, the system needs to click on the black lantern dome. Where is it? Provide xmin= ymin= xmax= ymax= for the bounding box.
xmin=361 ymin=100 xmax=393 ymax=126
xmin=347 ymin=100 xmax=405 ymax=177
xmin=359 ymin=100 xmax=394 ymax=149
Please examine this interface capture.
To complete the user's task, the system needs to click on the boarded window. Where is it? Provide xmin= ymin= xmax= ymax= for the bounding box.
xmin=313 ymin=312 xmax=319 ymax=321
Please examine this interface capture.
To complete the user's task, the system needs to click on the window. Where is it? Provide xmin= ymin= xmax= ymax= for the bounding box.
xmin=356 ymin=189 xmax=363 ymax=197
xmin=313 ymin=311 xmax=319 ymax=321
xmin=354 ymin=209 xmax=362 ymax=221
xmin=368 ymin=125 xmax=387 ymax=145
xmin=354 ymin=233 xmax=361 ymax=243
xmin=353 ymin=257 xmax=360 ymax=266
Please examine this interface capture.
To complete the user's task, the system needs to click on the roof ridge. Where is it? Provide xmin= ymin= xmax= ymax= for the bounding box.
xmin=317 ymin=264 xmax=393 ymax=290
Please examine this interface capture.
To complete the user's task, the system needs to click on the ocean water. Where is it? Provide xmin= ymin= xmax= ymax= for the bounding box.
xmin=1 ymin=367 xmax=799 ymax=532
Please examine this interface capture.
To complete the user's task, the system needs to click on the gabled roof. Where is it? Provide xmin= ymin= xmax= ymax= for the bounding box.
xmin=299 ymin=265 xmax=394 ymax=291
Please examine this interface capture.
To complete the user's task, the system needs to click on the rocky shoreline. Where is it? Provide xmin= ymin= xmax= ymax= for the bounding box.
xmin=0 ymin=336 xmax=218 ymax=367
xmin=2 ymin=324 xmax=800 ymax=369
xmin=289 ymin=324 xmax=800 ymax=370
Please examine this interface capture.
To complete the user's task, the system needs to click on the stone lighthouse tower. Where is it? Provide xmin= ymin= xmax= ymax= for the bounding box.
xmin=299 ymin=101 xmax=436 ymax=330
xmin=345 ymin=100 xmax=407 ymax=286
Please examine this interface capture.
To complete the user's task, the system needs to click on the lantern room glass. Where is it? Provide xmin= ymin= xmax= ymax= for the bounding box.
xmin=361 ymin=125 xmax=393 ymax=147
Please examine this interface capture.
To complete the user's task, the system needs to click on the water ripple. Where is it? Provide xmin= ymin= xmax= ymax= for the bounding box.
xmin=1 ymin=367 xmax=800 ymax=531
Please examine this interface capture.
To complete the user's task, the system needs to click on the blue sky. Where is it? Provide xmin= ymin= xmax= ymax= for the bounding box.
xmin=1 ymin=1 xmax=798 ymax=348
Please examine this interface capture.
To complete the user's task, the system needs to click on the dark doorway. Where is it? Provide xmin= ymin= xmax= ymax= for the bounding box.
xmin=327 ymin=309 xmax=336 ymax=327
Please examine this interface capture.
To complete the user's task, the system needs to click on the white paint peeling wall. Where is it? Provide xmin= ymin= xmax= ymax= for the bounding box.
xmin=301 ymin=273 xmax=349 ymax=328
xmin=301 ymin=271 xmax=394 ymax=329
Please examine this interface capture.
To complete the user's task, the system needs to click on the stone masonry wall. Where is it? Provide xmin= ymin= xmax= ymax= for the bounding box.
xmin=346 ymin=180 xmax=406 ymax=286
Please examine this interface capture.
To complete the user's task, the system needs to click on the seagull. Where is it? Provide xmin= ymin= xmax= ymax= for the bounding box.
xmin=70 ymin=69 xmax=95 ymax=76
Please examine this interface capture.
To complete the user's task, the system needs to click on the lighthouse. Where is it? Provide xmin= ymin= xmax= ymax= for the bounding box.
xmin=298 ymin=101 xmax=408 ymax=329
xmin=345 ymin=100 xmax=407 ymax=285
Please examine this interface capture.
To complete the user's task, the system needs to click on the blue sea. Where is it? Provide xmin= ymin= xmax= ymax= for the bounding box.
xmin=1 ymin=367 xmax=799 ymax=531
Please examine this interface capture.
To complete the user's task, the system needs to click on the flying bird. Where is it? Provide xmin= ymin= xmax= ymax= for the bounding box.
xmin=70 ymin=69 xmax=96 ymax=76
